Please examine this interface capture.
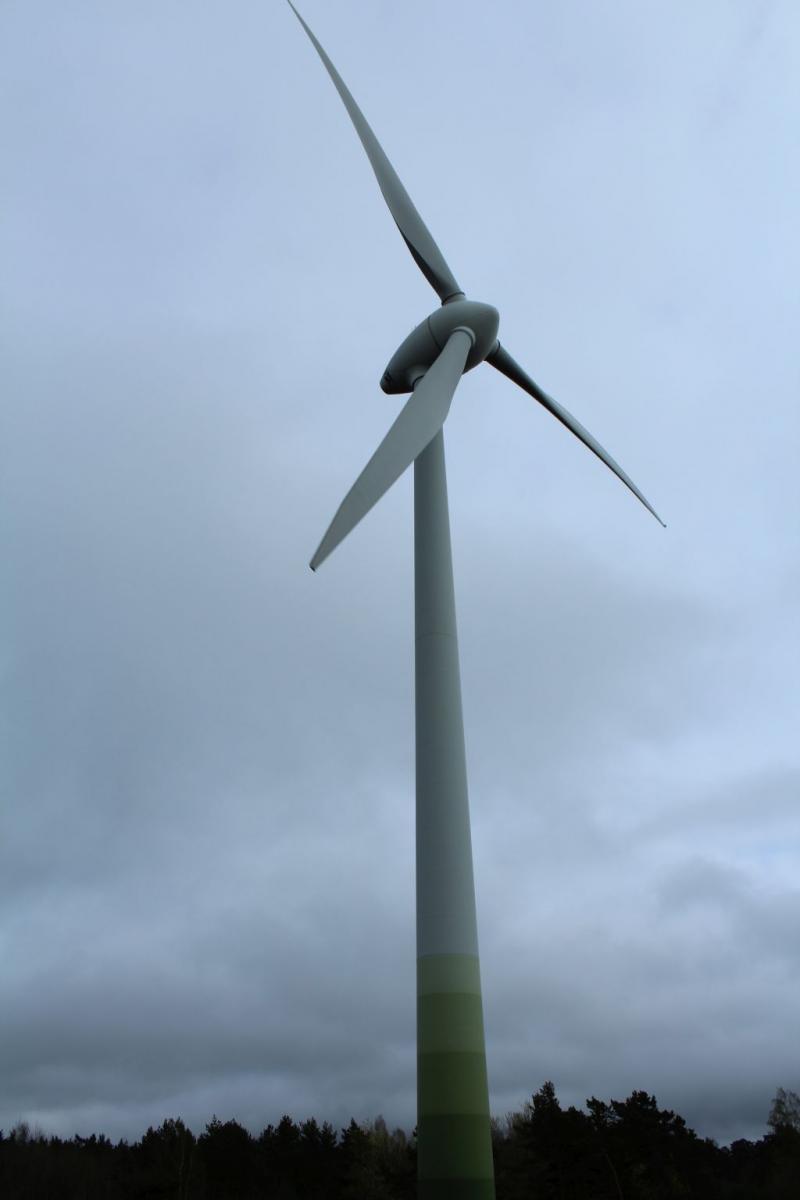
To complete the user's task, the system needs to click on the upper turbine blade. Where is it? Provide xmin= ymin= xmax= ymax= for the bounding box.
xmin=487 ymin=343 xmax=665 ymax=526
xmin=310 ymin=330 xmax=473 ymax=570
xmin=287 ymin=2 xmax=463 ymax=304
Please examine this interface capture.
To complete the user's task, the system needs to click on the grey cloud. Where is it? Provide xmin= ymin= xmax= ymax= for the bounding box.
xmin=2 ymin=0 xmax=798 ymax=1149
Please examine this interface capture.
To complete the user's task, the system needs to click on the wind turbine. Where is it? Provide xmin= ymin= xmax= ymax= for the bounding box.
xmin=287 ymin=4 xmax=663 ymax=1197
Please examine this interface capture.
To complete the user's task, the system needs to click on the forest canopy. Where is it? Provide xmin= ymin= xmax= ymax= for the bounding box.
xmin=1 ymin=1083 xmax=798 ymax=1198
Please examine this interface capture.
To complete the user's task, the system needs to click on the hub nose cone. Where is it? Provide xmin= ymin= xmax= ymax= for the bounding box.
xmin=380 ymin=298 xmax=500 ymax=394
xmin=428 ymin=299 xmax=499 ymax=371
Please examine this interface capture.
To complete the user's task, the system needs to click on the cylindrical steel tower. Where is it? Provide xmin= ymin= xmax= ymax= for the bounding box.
xmin=415 ymin=429 xmax=495 ymax=1200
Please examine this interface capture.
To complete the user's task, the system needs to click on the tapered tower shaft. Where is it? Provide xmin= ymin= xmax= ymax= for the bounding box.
xmin=415 ymin=429 xmax=495 ymax=1200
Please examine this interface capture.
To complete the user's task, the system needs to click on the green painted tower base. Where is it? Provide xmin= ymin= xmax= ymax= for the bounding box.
xmin=417 ymin=954 xmax=494 ymax=1198
xmin=415 ymin=432 xmax=495 ymax=1199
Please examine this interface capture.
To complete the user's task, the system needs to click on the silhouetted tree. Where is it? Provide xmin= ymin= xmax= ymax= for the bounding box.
xmin=296 ymin=1117 xmax=339 ymax=1198
xmin=337 ymin=1116 xmax=416 ymax=1200
xmin=763 ymin=1088 xmax=800 ymax=1200
xmin=198 ymin=1116 xmax=254 ymax=1199
xmin=768 ymin=1088 xmax=800 ymax=1134
xmin=137 ymin=1118 xmax=196 ymax=1198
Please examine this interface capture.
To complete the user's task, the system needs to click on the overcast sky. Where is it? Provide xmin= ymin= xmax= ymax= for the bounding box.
xmin=2 ymin=0 xmax=798 ymax=1148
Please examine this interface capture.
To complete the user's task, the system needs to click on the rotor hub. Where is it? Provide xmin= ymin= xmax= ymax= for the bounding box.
xmin=381 ymin=298 xmax=499 ymax=394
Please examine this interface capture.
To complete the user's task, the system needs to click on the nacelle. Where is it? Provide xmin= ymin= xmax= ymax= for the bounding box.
xmin=381 ymin=299 xmax=499 ymax=394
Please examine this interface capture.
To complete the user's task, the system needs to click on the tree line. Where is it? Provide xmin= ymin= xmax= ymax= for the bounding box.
xmin=1 ymin=1083 xmax=798 ymax=1198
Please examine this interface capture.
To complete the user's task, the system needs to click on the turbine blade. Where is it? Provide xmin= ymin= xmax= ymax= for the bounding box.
xmin=311 ymin=330 xmax=473 ymax=570
xmin=287 ymin=2 xmax=463 ymax=304
xmin=487 ymin=343 xmax=665 ymax=526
